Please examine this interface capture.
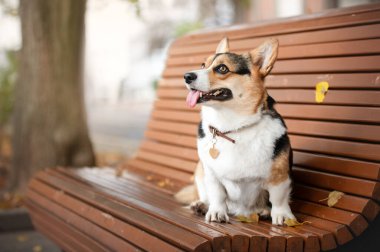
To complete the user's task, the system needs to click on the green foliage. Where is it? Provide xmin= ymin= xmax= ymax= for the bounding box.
xmin=0 ymin=50 xmax=17 ymax=126
xmin=174 ymin=21 xmax=203 ymax=38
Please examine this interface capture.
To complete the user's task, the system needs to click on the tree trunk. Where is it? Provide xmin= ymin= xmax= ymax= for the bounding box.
xmin=9 ymin=0 xmax=95 ymax=192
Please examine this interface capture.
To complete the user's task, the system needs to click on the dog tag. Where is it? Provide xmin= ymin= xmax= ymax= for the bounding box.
xmin=209 ymin=147 xmax=219 ymax=159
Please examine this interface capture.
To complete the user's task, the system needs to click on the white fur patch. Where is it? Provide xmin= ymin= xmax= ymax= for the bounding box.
xmin=197 ymin=105 xmax=293 ymax=219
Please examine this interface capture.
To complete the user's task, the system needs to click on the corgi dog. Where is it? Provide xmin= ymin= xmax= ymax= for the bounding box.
xmin=175 ymin=37 xmax=295 ymax=225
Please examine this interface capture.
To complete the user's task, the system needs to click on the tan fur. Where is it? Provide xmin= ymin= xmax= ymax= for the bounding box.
xmin=267 ymin=150 xmax=290 ymax=185
xmin=203 ymin=53 xmax=266 ymax=115
xmin=174 ymin=162 xmax=202 ymax=204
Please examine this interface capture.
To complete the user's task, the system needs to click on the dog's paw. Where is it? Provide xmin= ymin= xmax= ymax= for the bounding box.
xmin=190 ymin=201 xmax=208 ymax=216
xmin=205 ymin=206 xmax=229 ymax=223
xmin=271 ymin=206 xmax=295 ymax=225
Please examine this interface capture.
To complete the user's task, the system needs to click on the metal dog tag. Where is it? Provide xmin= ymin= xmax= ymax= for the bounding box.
xmin=209 ymin=146 xmax=219 ymax=159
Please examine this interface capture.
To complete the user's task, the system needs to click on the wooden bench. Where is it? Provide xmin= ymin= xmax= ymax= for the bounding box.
xmin=25 ymin=3 xmax=380 ymax=252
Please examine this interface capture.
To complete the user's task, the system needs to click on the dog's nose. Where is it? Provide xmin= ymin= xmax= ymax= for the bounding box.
xmin=184 ymin=72 xmax=197 ymax=84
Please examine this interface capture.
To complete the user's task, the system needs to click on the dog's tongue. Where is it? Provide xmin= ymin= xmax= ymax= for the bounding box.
xmin=186 ymin=90 xmax=201 ymax=108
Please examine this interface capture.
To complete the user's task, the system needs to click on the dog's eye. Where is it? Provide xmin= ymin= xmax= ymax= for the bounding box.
xmin=201 ymin=63 xmax=205 ymax=69
xmin=215 ymin=64 xmax=229 ymax=74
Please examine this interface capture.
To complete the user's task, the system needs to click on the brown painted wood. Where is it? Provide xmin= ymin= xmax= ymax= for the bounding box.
xmin=160 ymin=72 xmax=380 ymax=89
xmin=27 ymin=189 xmax=140 ymax=251
xmin=168 ymin=36 xmax=380 ymax=60
xmin=293 ymin=167 xmax=379 ymax=200
xmin=127 ymin=158 xmax=193 ymax=182
xmin=291 ymin=200 xmax=368 ymax=236
xmin=25 ymin=4 xmax=380 ymax=252
xmin=157 ymin=88 xmax=380 ymax=107
xmin=153 ymin=102 xmax=380 ymax=124
xmin=28 ymin=179 xmax=182 ymax=252
xmin=173 ymin=5 xmax=380 ymax=46
xmin=35 ymin=171 xmax=225 ymax=251
xmin=27 ymin=201 xmax=109 ymax=252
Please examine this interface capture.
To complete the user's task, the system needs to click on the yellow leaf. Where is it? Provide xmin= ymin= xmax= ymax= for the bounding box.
xmin=236 ymin=213 xmax=259 ymax=223
xmin=284 ymin=218 xmax=311 ymax=227
xmin=327 ymin=191 xmax=344 ymax=207
xmin=315 ymin=81 xmax=329 ymax=103
xmin=33 ymin=245 xmax=43 ymax=252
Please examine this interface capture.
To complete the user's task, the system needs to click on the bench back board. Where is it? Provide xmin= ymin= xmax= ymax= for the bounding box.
xmin=127 ymin=3 xmax=380 ymax=230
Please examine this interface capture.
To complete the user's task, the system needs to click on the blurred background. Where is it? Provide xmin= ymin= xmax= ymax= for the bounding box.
xmin=0 ymin=0 xmax=379 ymax=199
xmin=0 ymin=0 xmax=379 ymax=250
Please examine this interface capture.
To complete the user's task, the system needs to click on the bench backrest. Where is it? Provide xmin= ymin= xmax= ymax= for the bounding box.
xmin=127 ymin=3 xmax=380 ymax=224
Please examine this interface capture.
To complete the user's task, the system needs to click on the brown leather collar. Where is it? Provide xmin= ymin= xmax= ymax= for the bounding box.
xmin=209 ymin=125 xmax=236 ymax=144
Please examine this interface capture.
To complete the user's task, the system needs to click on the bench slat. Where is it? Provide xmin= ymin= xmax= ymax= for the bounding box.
xmin=163 ymin=55 xmax=380 ymax=78
xmin=154 ymin=102 xmax=380 ymax=124
xmin=174 ymin=5 xmax=380 ymax=46
xmin=168 ymin=37 xmax=380 ymax=60
xmin=27 ymin=202 xmax=109 ymax=252
xmin=29 ymin=180 xmax=181 ymax=252
xmin=158 ymin=88 xmax=380 ymax=106
xmin=160 ymin=72 xmax=380 ymax=89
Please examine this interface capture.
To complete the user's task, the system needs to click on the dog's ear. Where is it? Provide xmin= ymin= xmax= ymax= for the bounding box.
xmin=250 ymin=39 xmax=278 ymax=77
xmin=215 ymin=37 xmax=229 ymax=54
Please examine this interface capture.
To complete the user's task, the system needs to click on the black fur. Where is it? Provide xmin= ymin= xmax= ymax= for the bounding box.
xmin=264 ymin=95 xmax=286 ymax=128
xmin=211 ymin=53 xmax=251 ymax=75
xmin=273 ymin=134 xmax=290 ymax=159
xmin=198 ymin=121 xmax=205 ymax=138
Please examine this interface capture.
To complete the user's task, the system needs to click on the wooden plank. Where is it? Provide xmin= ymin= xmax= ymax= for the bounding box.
xmin=145 ymin=129 xmax=196 ymax=148
xmin=140 ymin=140 xmax=198 ymax=161
xmin=168 ymin=37 xmax=380 ymax=60
xmin=28 ymin=179 xmax=181 ymax=252
xmin=291 ymin=200 xmax=368 ymax=236
xmin=292 ymin=184 xmax=379 ymax=221
xmin=154 ymin=101 xmax=380 ymax=124
xmin=136 ymin=150 xmax=197 ymax=173
xmin=173 ymin=5 xmax=380 ymax=46
xmin=65 ymin=168 xmax=300 ymax=252
xmin=294 ymin=213 xmax=353 ymax=246
xmin=127 ymin=158 xmax=193 ymax=182
xmin=147 ymin=119 xmax=198 ymax=136
xmin=290 ymin=135 xmax=380 ymax=162
xmin=34 ymin=171 xmax=219 ymax=251
xmin=293 ymin=167 xmax=380 ymax=200
xmin=27 ymin=201 xmax=109 ymax=252
xmin=157 ymin=88 xmax=380 ymax=106
xmin=163 ymin=55 xmax=380 ymax=77
xmin=27 ymin=189 xmax=140 ymax=251
xmin=152 ymin=109 xmax=199 ymax=123
xmin=293 ymin=151 xmax=380 ymax=181
xmin=160 ymin=73 xmax=380 ymax=89
xmin=286 ymin=119 xmax=380 ymax=143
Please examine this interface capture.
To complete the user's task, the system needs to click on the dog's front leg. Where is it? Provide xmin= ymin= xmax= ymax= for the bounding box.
xmin=204 ymin=167 xmax=229 ymax=223
xmin=267 ymin=178 xmax=295 ymax=225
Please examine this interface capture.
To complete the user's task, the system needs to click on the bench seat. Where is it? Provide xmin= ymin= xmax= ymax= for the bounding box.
xmin=25 ymin=3 xmax=380 ymax=252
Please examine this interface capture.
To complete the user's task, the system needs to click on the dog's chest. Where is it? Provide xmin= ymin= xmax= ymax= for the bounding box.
xmin=198 ymin=116 xmax=285 ymax=180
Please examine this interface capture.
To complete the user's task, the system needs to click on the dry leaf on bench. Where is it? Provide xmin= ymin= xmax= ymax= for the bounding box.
xmin=284 ymin=218 xmax=311 ymax=227
xmin=319 ymin=190 xmax=344 ymax=207
xmin=315 ymin=81 xmax=329 ymax=103
xmin=236 ymin=213 xmax=259 ymax=223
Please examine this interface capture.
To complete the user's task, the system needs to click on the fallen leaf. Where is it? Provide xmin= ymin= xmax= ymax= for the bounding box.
xmin=17 ymin=235 xmax=28 ymax=242
xmin=284 ymin=218 xmax=311 ymax=227
xmin=315 ymin=81 xmax=329 ymax=103
xmin=157 ymin=181 xmax=166 ymax=187
xmin=328 ymin=191 xmax=344 ymax=207
xmin=33 ymin=245 xmax=43 ymax=252
xmin=236 ymin=213 xmax=259 ymax=223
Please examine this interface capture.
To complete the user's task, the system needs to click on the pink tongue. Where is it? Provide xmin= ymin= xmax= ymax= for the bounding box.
xmin=186 ymin=90 xmax=201 ymax=108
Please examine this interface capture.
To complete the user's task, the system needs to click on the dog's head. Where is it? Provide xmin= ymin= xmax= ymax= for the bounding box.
xmin=184 ymin=37 xmax=278 ymax=114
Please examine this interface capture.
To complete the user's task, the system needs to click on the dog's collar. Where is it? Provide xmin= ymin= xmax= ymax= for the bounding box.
xmin=208 ymin=121 xmax=258 ymax=144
